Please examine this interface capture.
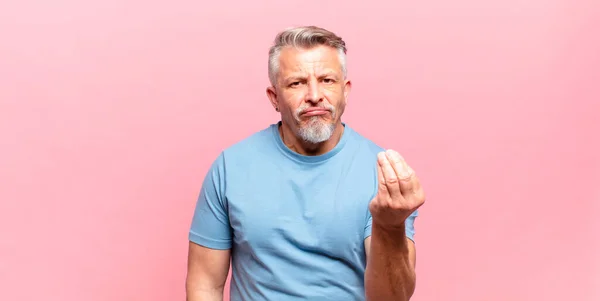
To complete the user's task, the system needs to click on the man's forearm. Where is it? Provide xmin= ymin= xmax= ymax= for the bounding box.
xmin=365 ymin=223 xmax=416 ymax=301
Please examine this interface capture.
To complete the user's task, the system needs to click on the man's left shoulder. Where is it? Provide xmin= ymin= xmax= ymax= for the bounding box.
xmin=345 ymin=125 xmax=385 ymax=155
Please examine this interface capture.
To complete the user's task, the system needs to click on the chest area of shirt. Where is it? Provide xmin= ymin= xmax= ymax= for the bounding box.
xmin=224 ymin=162 xmax=377 ymax=253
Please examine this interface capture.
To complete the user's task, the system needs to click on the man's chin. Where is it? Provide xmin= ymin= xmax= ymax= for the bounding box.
xmin=296 ymin=121 xmax=335 ymax=141
xmin=303 ymin=115 xmax=333 ymax=125
xmin=303 ymin=120 xmax=331 ymax=130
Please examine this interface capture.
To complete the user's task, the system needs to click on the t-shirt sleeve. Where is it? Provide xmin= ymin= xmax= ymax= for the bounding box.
xmin=364 ymin=209 xmax=418 ymax=243
xmin=188 ymin=152 xmax=232 ymax=250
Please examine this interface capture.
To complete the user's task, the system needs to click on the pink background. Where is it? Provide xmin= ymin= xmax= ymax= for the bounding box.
xmin=1 ymin=0 xmax=599 ymax=300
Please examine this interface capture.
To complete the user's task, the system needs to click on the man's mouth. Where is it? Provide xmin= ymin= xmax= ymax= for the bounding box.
xmin=301 ymin=108 xmax=329 ymax=117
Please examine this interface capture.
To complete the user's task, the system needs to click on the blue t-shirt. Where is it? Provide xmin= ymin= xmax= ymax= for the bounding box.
xmin=189 ymin=122 xmax=418 ymax=300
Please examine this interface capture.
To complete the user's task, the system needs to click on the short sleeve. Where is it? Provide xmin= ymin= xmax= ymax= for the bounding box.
xmin=364 ymin=209 xmax=419 ymax=243
xmin=188 ymin=152 xmax=232 ymax=250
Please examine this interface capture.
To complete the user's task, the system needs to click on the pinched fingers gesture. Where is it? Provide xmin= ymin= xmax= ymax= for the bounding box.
xmin=369 ymin=149 xmax=425 ymax=230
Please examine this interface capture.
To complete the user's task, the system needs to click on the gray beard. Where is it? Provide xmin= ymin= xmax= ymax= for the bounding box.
xmin=297 ymin=116 xmax=336 ymax=144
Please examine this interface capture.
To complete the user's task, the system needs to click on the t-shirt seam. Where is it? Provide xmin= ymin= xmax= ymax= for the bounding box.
xmin=189 ymin=230 xmax=232 ymax=249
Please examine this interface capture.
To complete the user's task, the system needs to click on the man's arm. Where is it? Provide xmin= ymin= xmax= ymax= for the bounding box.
xmin=186 ymin=152 xmax=232 ymax=301
xmin=364 ymin=150 xmax=425 ymax=301
xmin=364 ymin=231 xmax=416 ymax=301
xmin=186 ymin=242 xmax=231 ymax=301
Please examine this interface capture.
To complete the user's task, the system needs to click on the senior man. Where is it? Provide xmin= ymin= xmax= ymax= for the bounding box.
xmin=186 ymin=25 xmax=425 ymax=301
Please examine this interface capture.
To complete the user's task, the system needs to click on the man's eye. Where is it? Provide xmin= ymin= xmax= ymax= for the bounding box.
xmin=289 ymin=82 xmax=301 ymax=87
xmin=323 ymin=78 xmax=335 ymax=84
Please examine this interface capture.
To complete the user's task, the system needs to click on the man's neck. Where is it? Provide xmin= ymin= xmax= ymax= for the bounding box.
xmin=278 ymin=121 xmax=344 ymax=156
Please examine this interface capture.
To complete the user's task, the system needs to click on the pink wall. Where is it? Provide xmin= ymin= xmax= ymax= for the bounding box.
xmin=1 ymin=1 xmax=598 ymax=300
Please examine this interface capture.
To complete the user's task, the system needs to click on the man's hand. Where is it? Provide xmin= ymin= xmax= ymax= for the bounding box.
xmin=369 ymin=149 xmax=425 ymax=231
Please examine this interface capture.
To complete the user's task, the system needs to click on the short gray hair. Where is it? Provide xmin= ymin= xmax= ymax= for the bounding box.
xmin=268 ymin=26 xmax=347 ymax=86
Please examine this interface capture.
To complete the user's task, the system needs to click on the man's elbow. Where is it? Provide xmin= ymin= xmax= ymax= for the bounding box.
xmin=185 ymin=287 xmax=224 ymax=301
xmin=185 ymin=279 xmax=225 ymax=301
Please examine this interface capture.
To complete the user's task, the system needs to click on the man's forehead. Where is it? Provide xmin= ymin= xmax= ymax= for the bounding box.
xmin=279 ymin=46 xmax=342 ymax=73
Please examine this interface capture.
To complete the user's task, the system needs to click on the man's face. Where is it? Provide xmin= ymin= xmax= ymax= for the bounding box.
xmin=268 ymin=45 xmax=351 ymax=144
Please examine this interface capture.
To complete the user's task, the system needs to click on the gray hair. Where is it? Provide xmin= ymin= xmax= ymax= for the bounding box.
xmin=268 ymin=26 xmax=348 ymax=86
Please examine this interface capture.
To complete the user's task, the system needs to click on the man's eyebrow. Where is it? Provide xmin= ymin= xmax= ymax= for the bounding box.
xmin=284 ymin=75 xmax=307 ymax=82
xmin=320 ymin=72 xmax=339 ymax=78
xmin=283 ymin=71 xmax=340 ymax=82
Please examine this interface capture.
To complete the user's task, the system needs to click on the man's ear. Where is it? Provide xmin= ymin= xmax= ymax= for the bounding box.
xmin=343 ymin=79 xmax=352 ymax=100
xmin=266 ymin=86 xmax=279 ymax=112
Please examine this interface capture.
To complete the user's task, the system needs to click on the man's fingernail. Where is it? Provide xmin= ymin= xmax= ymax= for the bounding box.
xmin=401 ymin=165 xmax=414 ymax=179
xmin=386 ymin=149 xmax=402 ymax=162
xmin=398 ymin=165 xmax=408 ymax=177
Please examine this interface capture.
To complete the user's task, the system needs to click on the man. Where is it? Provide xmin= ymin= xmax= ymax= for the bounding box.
xmin=186 ymin=25 xmax=425 ymax=301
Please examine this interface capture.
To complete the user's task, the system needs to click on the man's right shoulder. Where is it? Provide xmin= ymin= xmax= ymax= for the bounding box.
xmin=224 ymin=124 xmax=274 ymax=154
xmin=210 ymin=124 xmax=276 ymax=166
xmin=202 ymin=124 xmax=277 ymax=192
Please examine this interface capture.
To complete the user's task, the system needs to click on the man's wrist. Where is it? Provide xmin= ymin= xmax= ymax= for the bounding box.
xmin=371 ymin=221 xmax=409 ymax=248
xmin=372 ymin=220 xmax=406 ymax=235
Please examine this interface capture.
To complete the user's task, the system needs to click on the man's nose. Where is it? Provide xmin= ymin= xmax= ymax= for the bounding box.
xmin=305 ymin=79 xmax=324 ymax=104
